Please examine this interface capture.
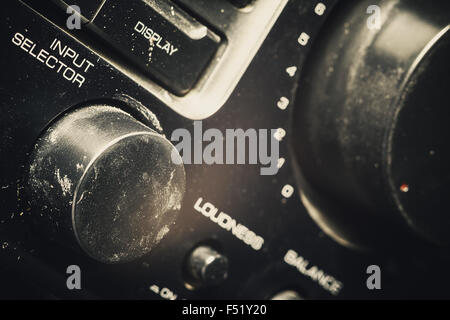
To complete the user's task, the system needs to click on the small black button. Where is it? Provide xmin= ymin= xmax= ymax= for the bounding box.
xmin=187 ymin=246 xmax=229 ymax=286
xmin=91 ymin=0 xmax=221 ymax=96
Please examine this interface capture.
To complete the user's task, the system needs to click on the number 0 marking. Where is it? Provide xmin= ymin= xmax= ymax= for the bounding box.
xmin=281 ymin=185 xmax=294 ymax=198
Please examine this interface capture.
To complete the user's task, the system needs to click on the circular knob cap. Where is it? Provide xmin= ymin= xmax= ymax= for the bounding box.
xmin=292 ymin=0 xmax=450 ymax=248
xmin=187 ymin=246 xmax=229 ymax=286
xmin=27 ymin=105 xmax=185 ymax=263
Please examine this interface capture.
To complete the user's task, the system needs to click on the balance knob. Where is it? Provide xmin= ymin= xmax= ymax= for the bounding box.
xmin=292 ymin=0 xmax=450 ymax=248
xmin=27 ymin=105 xmax=185 ymax=263
xmin=187 ymin=246 xmax=229 ymax=286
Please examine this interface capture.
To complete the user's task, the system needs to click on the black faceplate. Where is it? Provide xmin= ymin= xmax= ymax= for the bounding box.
xmin=1 ymin=0 xmax=449 ymax=299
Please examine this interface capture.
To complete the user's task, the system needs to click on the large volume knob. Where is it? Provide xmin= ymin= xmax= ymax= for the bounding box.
xmin=27 ymin=104 xmax=185 ymax=263
xmin=292 ymin=0 xmax=450 ymax=248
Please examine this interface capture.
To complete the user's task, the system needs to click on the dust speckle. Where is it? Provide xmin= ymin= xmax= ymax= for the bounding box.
xmin=156 ymin=225 xmax=170 ymax=242
xmin=55 ymin=168 xmax=72 ymax=196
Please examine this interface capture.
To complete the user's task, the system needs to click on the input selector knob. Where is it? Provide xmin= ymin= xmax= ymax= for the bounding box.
xmin=27 ymin=105 xmax=185 ymax=263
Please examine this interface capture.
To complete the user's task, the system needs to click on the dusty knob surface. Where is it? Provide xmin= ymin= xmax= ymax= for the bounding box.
xmin=27 ymin=105 xmax=185 ymax=263
xmin=292 ymin=0 xmax=450 ymax=248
